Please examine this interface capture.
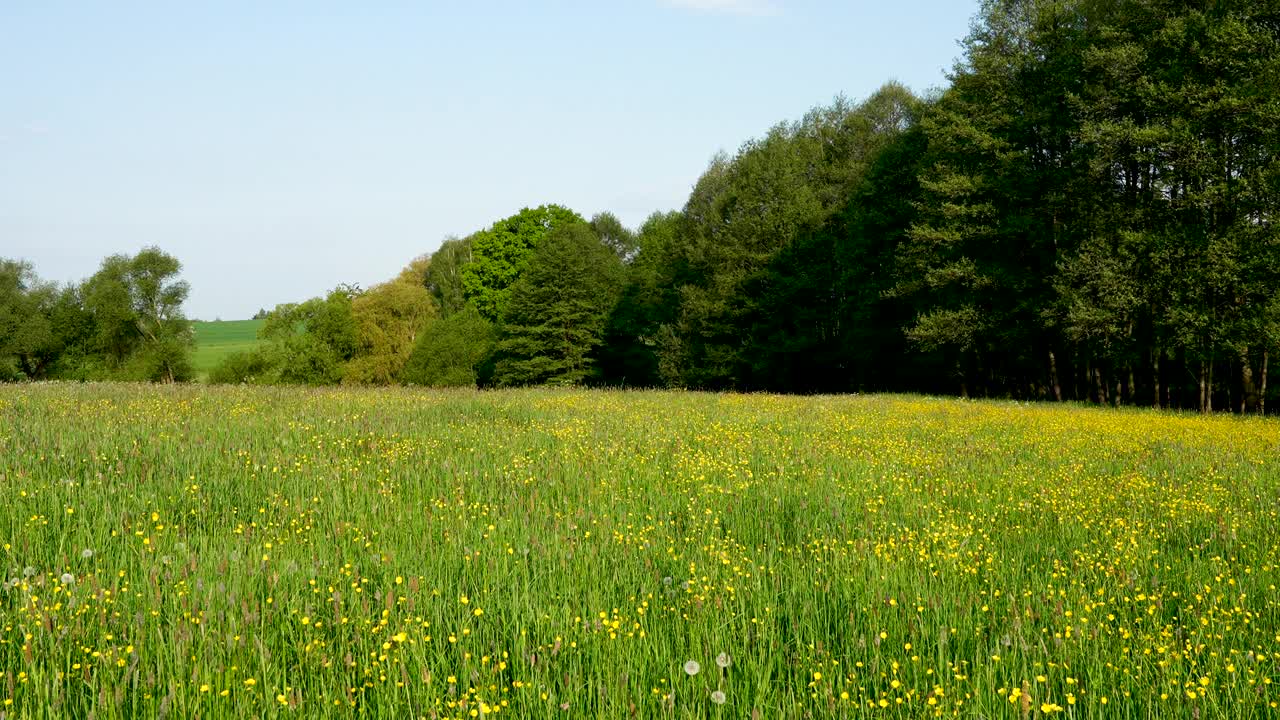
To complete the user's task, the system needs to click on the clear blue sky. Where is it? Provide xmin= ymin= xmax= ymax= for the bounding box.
xmin=2 ymin=0 xmax=979 ymax=320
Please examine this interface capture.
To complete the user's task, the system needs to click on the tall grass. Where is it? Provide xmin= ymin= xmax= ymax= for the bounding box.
xmin=0 ymin=384 xmax=1277 ymax=718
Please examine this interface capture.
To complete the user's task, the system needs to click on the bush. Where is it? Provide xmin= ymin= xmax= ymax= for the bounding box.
xmin=207 ymin=349 xmax=274 ymax=385
xmin=401 ymin=306 xmax=495 ymax=387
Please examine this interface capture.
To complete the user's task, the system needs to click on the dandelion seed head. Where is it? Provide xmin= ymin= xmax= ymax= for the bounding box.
xmin=716 ymin=652 xmax=731 ymax=668
xmin=710 ymin=690 xmax=726 ymax=705
xmin=80 ymin=548 xmax=94 ymax=559
xmin=60 ymin=573 xmax=75 ymax=585
xmin=684 ymin=660 xmax=700 ymax=676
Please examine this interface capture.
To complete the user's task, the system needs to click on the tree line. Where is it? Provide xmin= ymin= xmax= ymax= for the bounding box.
xmin=1 ymin=249 xmax=193 ymax=382
xmin=4 ymin=0 xmax=1277 ymax=413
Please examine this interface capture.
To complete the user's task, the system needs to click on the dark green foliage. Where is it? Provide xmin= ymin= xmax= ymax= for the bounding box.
xmin=590 ymin=212 xmax=639 ymax=262
xmin=401 ymin=305 xmax=495 ymax=387
xmin=597 ymin=211 xmax=687 ymax=387
xmin=492 ymin=224 xmax=624 ymax=386
xmin=0 ymin=260 xmax=58 ymax=380
xmin=1 ymin=248 xmax=195 ymax=382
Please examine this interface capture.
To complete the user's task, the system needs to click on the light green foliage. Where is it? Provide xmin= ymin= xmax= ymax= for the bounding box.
xmin=210 ymin=289 xmax=358 ymax=386
xmin=205 ymin=347 xmax=275 ymax=385
xmin=267 ymin=291 xmax=358 ymax=385
xmin=191 ymin=320 xmax=266 ymax=379
xmin=460 ymin=205 xmax=585 ymax=322
xmin=344 ymin=278 xmax=437 ymax=385
xmin=492 ymin=224 xmax=623 ymax=386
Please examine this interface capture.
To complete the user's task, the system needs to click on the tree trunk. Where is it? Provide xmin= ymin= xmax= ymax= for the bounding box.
xmin=1048 ymin=351 xmax=1062 ymax=402
xmin=1199 ymin=360 xmax=1208 ymax=414
xmin=1152 ymin=350 xmax=1161 ymax=409
xmin=1261 ymin=350 xmax=1268 ymax=415
xmin=1240 ymin=349 xmax=1256 ymax=413
xmin=1207 ymin=359 xmax=1214 ymax=413
xmin=1073 ymin=354 xmax=1082 ymax=402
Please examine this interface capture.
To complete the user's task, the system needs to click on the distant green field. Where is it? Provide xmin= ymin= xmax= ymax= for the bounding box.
xmin=191 ymin=319 xmax=265 ymax=378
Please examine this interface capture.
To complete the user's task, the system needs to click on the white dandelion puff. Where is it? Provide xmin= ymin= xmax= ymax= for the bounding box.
xmin=684 ymin=660 xmax=701 ymax=676
xmin=60 ymin=573 xmax=75 ymax=585
xmin=710 ymin=690 xmax=727 ymax=705
xmin=80 ymin=548 xmax=94 ymax=559
xmin=23 ymin=566 xmax=36 ymax=578
xmin=716 ymin=652 xmax=732 ymax=668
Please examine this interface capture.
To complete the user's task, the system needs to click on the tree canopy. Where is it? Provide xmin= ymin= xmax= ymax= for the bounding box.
xmin=1 ymin=248 xmax=195 ymax=382
xmin=460 ymin=205 xmax=586 ymax=322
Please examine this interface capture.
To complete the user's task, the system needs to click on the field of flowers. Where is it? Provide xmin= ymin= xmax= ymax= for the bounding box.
xmin=0 ymin=384 xmax=1278 ymax=719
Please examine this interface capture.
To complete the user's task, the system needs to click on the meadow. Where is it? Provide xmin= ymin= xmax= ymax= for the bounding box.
xmin=0 ymin=384 xmax=1277 ymax=719
xmin=190 ymin=320 xmax=265 ymax=379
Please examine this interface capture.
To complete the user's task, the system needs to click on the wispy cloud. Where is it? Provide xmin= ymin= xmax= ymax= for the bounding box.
xmin=661 ymin=0 xmax=780 ymax=16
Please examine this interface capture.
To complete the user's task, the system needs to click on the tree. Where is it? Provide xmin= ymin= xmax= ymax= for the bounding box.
xmin=661 ymin=91 xmax=922 ymax=389
xmin=344 ymin=276 xmax=436 ymax=385
xmin=424 ymin=236 xmax=473 ymax=316
xmin=400 ymin=305 xmax=496 ymax=387
xmin=590 ymin=212 xmax=639 ymax=262
xmin=77 ymin=247 xmax=194 ymax=382
xmin=892 ymin=0 xmax=1090 ymax=399
xmin=492 ymin=224 xmax=623 ymax=386
xmin=597 ymin=211 xmax=688 ymax=387
xmin=0 ymin=260 xmax=57 ymax=380
xmin=748 ymin=83 xmax=927 ymax=392
xmin=461 ymin=205 xmax=586 ymax=321
xmin=212 ymin=288 xmax=359 ymax=385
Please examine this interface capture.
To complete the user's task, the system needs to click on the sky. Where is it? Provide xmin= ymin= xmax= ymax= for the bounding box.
xmin=1 ymin=0 xmax=980 ymax=320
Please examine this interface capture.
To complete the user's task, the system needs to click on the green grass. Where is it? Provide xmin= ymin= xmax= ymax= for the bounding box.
xmin=191 ymin=319 xmax=265 ymax=379
xmin=0 ymin=385 xmax=1278 ymax=718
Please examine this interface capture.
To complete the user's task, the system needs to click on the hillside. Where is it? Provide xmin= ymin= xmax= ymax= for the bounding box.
xmin=191 ymin=319 xmax=265 ymax=379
